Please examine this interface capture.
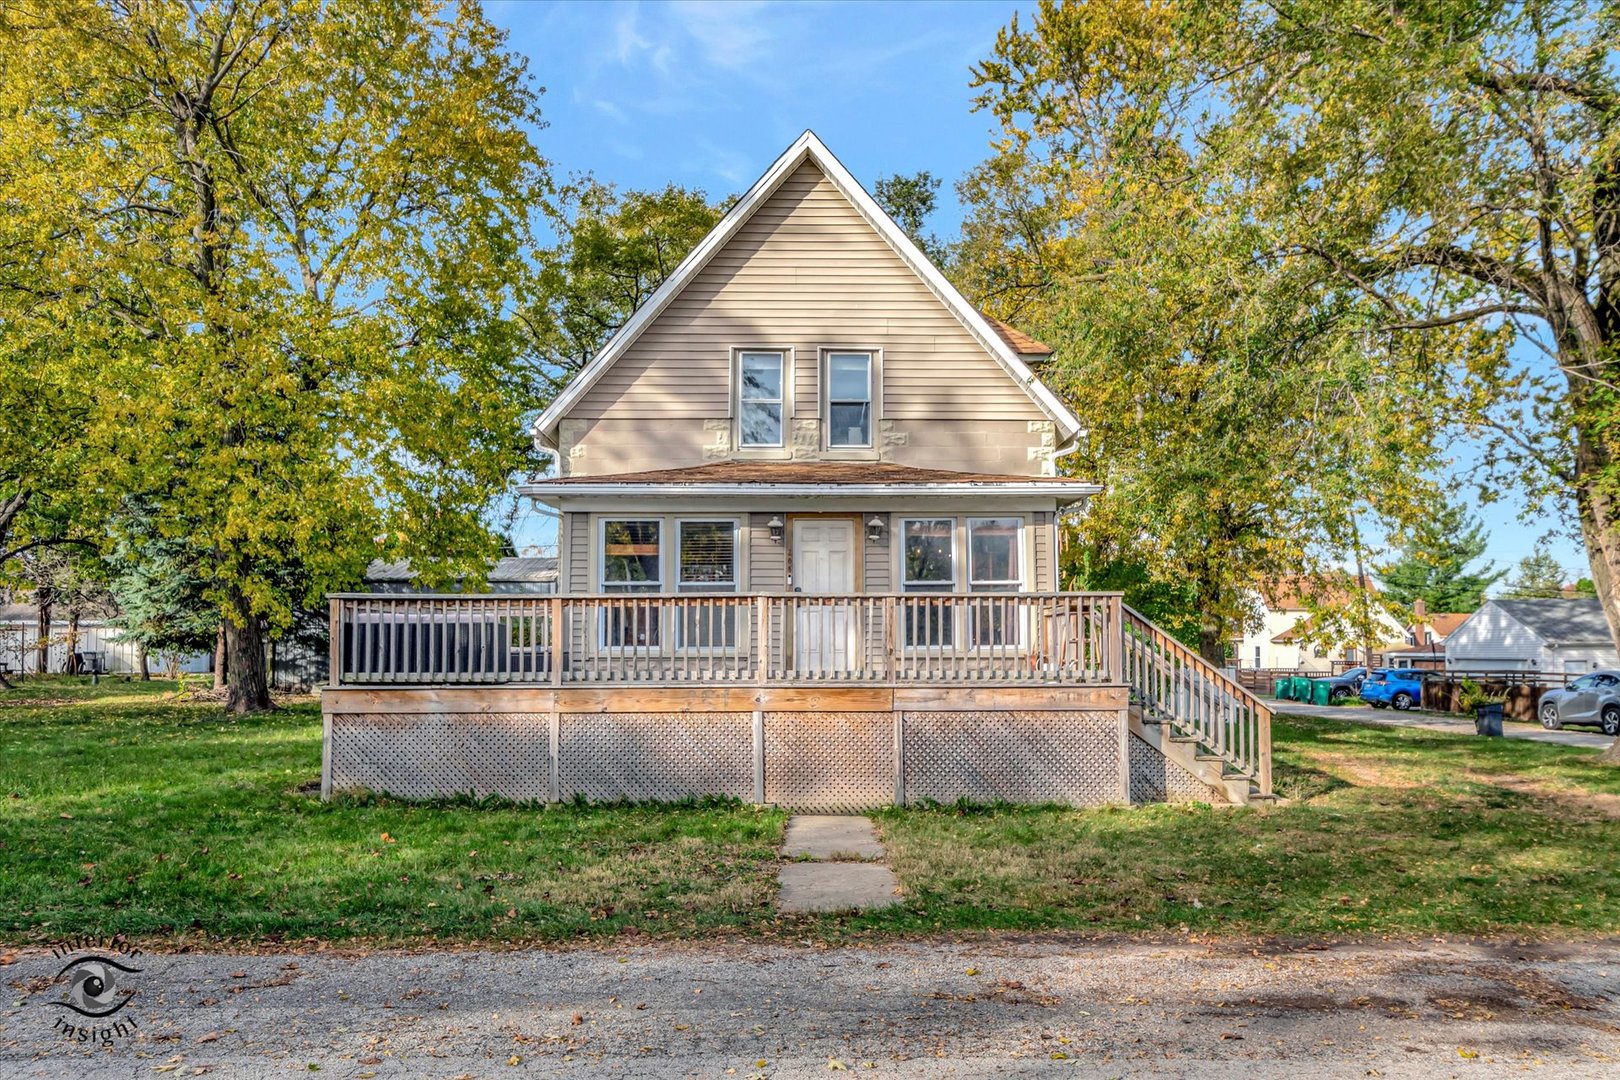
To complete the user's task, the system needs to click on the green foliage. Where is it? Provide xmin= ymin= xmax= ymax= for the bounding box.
xmin=104 ymin=500 xmax=218 ymax=663
xmin=524 ymin=179 xmax=730 ymax=388
xmin=963 ymin=7 xmax=1434 ymax=661
xmin=1457 ymin=678 xmax=1506 ymax=711
xmin=1060 ymin=533 xmax=1204 ymax=651
xmin=0 ymin=2 xmax=552 ymax=707
xmin=1502 ymin=544 xmax=1573 ymax=599
xmin=1378 ymin=501 xmax=1504 ymax=613
xmin=873 ymin=171 xmax=947 ymax=266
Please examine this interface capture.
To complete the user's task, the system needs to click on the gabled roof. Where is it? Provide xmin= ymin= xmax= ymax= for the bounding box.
xmin=1489 ymin=598 xmax=1613 ymax=645
xmin=1419 ymin=613 xmax=1472 ymax=639
xmin=983 ymin=315 xmax=1053 ymax=357
xmin=530 ymin=131 xmax=1083 ymax=449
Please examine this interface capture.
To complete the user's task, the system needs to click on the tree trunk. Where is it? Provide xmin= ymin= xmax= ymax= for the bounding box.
xmin=213 ymin=623 xmax=226 ymax=690
xmin=223 ymin=593 xmax=271 ymax=714
xmin=64 ymin=610 xmax=80 ymax=675
xmin=137 ymin=642 xmax=149 ymax=681
xmin=35 ymin=596 xmax=50 ymax=674
xmin=1197 ymin=628 xmax=1225 ymax=667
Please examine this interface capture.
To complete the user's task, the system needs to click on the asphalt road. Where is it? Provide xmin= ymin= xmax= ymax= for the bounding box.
xmin=1272 ymin=700 xmax=1616 ymax=751
xmin=5 ymin=938 xmax=1618 ymax=1079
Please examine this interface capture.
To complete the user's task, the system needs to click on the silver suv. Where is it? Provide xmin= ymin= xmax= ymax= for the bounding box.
xmin=1539 ymin=671 xmax=1620 ymax=735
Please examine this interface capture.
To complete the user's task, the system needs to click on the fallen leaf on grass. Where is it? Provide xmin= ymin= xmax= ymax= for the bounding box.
xmin=195 ymin=1032 xmax=220 ymax=1044
xmin=506 ymin=1056 xmax=521 ymax=1066
xmin=1458 ymin=1048 xmax=1479 ymax=1059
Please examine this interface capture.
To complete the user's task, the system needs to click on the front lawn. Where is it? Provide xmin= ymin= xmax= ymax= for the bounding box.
xmin=4 ymin=681 xmax=1619 ymax=945
xmin=0 ymin=678 xmax=784 ymax=945
xmin=860 ymin=713 xmax=1620 ymax=938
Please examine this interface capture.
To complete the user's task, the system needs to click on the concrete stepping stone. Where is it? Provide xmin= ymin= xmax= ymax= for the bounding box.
xmin=781 ymin=814 xmax=886 ymax=861
xmin=777 ymin=862 xmax=899 ymax=913
xmin=777 ymin=814 xmax=899 ymax=913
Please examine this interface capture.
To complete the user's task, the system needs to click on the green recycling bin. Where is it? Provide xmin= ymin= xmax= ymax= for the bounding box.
xmin=1291 ymin=676 xmax=1313 ymax=701
xmin=1312 ymin=679 xmax=1331 ymax=706
xmin=1274 ymin=678 xmax=1290 ymax=700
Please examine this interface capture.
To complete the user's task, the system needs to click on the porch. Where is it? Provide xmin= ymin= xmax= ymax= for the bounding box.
xmin=322 ymin=592 xmax=1272 ymax=809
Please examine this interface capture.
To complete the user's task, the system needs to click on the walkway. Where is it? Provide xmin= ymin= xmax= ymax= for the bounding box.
xmin=776 ymin=814 xmax=900 ymax=913
xmin=1272 ymin=700 xmax=1615 ymax=751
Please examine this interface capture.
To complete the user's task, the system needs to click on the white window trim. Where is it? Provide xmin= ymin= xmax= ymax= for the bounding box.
xmin=597 ymin=517 xmax=665 ymax=654
xmin=733 ymin=347 xmax=792 ymax=452
xmin=674 ymin=518 xmax=741 ymax=655
xmin=820 ymin=347 xmax=880 ymax=452
xmin=966 ymin=517 xmax=1027 ymax=650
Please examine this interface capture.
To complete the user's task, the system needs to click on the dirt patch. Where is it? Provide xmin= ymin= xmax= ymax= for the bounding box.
xmin=0 ymin=698 xmax=79 ymax=708
xmin=1312 ymin=752 xmax=1422 ymax=790
xmin=1476 ymin=774 xmax=1620 ymax=820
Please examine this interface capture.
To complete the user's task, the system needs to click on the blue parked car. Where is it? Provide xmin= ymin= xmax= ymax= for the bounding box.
xmin=1359 ymin=668 xmax=1429 ymax=711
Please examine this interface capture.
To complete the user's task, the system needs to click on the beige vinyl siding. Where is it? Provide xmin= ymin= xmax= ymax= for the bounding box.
xmin=569 ymin=159 xmax=1048 ymax=440
xmin=864 ymin=522 xmax=892 ymax=592
xmin=567 ymin=513 xmax=590 ymax=593
xmin=747 ymin=514 xmax=787 ymax=592
xmin=1032 ymin=512 xmax=1055 ymax=591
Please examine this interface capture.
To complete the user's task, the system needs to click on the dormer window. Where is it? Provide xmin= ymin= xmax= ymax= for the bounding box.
xmin=737 ymin=350 xmax=785 ymax=447
xmin=825 ymin=350 xmax=873 ymax=448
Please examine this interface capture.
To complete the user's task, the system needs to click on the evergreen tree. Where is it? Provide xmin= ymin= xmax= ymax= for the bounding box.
xmin=104 ymin=502 xmax=217 ymax=680
xmin=1377 ymin=503 xmax=1503 ymax=613
xmin=1502 ymin=545 xmax=1570 ymax=600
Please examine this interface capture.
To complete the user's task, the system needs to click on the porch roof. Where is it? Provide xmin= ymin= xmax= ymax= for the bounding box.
xmin=522 ymin=461 xmax=1099 ymax=503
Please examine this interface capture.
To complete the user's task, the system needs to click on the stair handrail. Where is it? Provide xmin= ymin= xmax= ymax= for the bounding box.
xmin=1120 ymin=604 xmax=1272 ymax=796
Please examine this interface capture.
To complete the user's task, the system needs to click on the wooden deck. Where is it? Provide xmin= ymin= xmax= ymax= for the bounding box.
xmin=323 ymin=592 xmax=1272 ymax=804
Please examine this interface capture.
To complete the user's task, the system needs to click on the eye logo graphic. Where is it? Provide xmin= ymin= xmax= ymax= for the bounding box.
xmin=53 ymin=955 xmax=141 ymax=1018
xmin=43 ymin=937 xmax=146 ymax=1045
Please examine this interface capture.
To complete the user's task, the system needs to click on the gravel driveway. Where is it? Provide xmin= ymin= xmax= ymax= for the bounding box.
xmin=4 ymin=937 xmax=1618 ymax=1078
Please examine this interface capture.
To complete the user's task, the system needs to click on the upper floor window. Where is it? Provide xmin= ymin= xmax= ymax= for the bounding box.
xmin=738 ymin=351 xmax=784 ymax=447
xmin=826 ymin=351 xmax=873 ymax=447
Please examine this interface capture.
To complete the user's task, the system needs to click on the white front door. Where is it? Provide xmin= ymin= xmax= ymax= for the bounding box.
xmin=791 ymin=519 xmax=857 ymax=673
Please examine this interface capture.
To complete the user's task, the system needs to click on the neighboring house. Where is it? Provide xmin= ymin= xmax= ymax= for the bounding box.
xmin=1378 ymin=600 xmax=1471 ymax=668
xmin=364 ymin=556 xmax=558 ymax=594
xmin=1444 ymin=598 xmax=1620 ymax=675
xmin=0 ymin=603 xmax=211 ymax=677
xmin=1236 ymin=578 xmax=1407 ymax=673
xmin=322 ymin=132 xmax=1276 ymax=810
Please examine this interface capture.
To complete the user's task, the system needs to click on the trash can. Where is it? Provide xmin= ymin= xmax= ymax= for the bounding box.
xmin=1291 ymin=676 xmax=1314 ymax=702
xmin=1274 ymin=678 xmax=1291 ymax=700
xmin=1312 ymin=679 xmax=1331 ymax=706
xmin=1475 ymin=702 xmax=1504 ymax=737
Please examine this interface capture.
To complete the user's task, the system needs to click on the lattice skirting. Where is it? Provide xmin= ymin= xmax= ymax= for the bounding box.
xmin=324 ymin=703 xmax=1220 ymax=808
xmin=765 ymin=711 xmax=893 ymax=811
xmin=328 ymin=712 xmax=550 ymax=801
xmin=904 ymin=710 xmax=1122 ymax=806
xmin=560 ymin=712 xmax=753 ymax=802
xmin=1128 ymin=732 xmax=1223 ymax=803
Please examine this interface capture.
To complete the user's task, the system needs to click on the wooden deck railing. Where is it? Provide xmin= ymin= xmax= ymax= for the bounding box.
xmin=1121 ymin=604 xmax=1272 ymax=795
xmin=328 ymin=592 xmax=1125 ymax=687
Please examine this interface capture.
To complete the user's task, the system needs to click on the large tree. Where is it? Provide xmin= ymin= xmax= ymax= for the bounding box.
xmin=964 ymin=8 xmax=1432 ymax=664
xmin=1378 ymin=502 xmax=1504 ymax=612
xmin=972 ymin=1 xmax=1620 ymax=644
xmin=1501 ymin=543 xmax=1572 ymax=598
xmin=522 ymin=179 xmax=729 ymax=392
xmin=0 ymin=1 xmax=549 ymax=711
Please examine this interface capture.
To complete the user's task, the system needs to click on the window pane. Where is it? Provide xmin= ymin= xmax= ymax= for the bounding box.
xmin=969 ymin=518 xmax=1020 ymax=585
xmin=679 ymin=522 xmax=736 ymax=587
xmin=905 ymin=601 xmax=954 ymax=647
xmin=903 ymin=519 xmax=954 ymax=585
xmin=828 ymin=402 xmax=870 ymax=447
xmin=969 ymin=596 xmax=1023 ymax=646
xmin=740 ymin=401 xmax=781 ymax=446
xmin=602 ymin=604 xmax=661 ymax=647
xmin=603 ymin=520 xmax=660 ymax=589
xmin=828 ymin=353 xmax=870 ymax=401
xmin=740 ymin=353 xmax=781 ymax=400
xmin=676 ymin=603 xmax=737 ymax=649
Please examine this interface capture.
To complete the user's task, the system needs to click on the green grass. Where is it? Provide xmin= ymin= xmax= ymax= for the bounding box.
xmin=5 ymin=681 xmax=1619 ymax=945
xmin=1 ymin=677 xmax=784 ymax=945
xmin=853 ymin=713 xmax=1620 ymax=938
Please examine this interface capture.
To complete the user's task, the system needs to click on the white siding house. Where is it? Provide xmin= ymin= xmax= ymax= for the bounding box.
xmin=1235 ymin=580 xmax=1407 ymax=673
xmin=1444 ymin=598 xmax=1620 ymax=675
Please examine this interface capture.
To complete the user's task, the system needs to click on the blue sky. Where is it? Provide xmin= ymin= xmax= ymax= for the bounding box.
xmin=492 ymin=0 xmax=1581 ymax=590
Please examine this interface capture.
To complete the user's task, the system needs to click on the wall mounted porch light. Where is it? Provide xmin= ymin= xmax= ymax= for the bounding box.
xmin=768 ymin=516 xmax=785 ymax=545
xmin=866 ymin=515 xmax=887 ymax=544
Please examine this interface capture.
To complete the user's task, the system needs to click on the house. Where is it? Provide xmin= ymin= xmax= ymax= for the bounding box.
xmin=1236 ymin=578 xmax=1407 ymax=673
xmin=320 ymin=132 xmax=1274 ymax=809
xmin=363 ymin=556 xmax=558 ymax=594
xmin=1376 ymin=599 xmax=1471 ymax=668
xmin=1444 ymin=598 xmax=1620 ymax=675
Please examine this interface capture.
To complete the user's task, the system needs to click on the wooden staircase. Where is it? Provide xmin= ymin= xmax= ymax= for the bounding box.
xmin=1121 ymin=606 xmax=1274 ymax=805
